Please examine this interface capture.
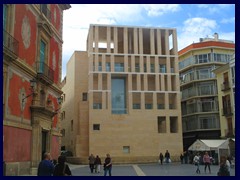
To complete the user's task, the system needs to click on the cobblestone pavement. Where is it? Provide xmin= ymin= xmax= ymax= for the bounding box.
xmin=68 ymin=163 xmax=235 ymax=176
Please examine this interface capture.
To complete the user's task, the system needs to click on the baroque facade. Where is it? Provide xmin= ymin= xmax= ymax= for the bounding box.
xmin=3 ymin=4 xmax=71 ymax=175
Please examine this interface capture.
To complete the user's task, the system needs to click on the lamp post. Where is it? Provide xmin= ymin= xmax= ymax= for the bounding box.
xmin=21 ymin=79 xmax=37 ymax=121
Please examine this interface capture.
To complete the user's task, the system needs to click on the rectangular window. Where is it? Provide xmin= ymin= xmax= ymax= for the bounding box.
xmin=93 ymin=103 xmax=102 ymax=109
xmin=157 ymin=104 xmax=164 ymax=109
xmin=157 ymin=117 xmax=166 ymax=133
xmin=145 ymin=104 xmax=153 ymax=109
xmin=98 ymin=62 xmax=102 ymax=71
xmin=39 ymin=40 xmax=46 ymax=73
xmin=3 ymin=4 xmax=8 ymax=30
xmin=150 ymin=64 xmax=155 ymax=73
xmin=82 ymin=93 xmax=88 ymax=101
xmin=114 ymin=63 xmax=124 ymax=72
xmin=123 ymin=146 xmax=130 ymax=154
xmin=61 ymin=111 xmax=65 ymax=120
xmin=61 ymin=129 xmax=65 ymax=137
xmin=71 ymin=120 xmax=73 ymax=131
xmin=170 ymin=117 xmax=178 ymax=133
xmin=93 ymin=124 xmax=100 ymax=130
xmin=106 ymin=62 xmax=111 ymax=72
xmin=133 ymin=103 xmax=140 ymax=109
xmin=135 ymin=64 xmax=140 ymax=72
xmin=159 ymin=64 xmax=166 ymax=73
xmin=111 ymin=78 xmax=126 ymax=114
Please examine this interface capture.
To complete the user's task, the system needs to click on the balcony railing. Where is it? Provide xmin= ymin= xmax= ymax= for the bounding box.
xmin=36 ymin=61 xmax=54 ymax=84
xmin=39 ymin=5 xmax=51 ymax=22
xmin=221 ymin=82 xmax=230 ymax=91
xmin=222 ymin=107 xmax=233 ymax=116
xmin=3 ymin=29 xmax=19 ymax=57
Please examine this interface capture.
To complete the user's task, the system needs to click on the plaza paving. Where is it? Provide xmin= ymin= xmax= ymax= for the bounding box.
xmin=68 ymin=162 xmax=235 ymax=176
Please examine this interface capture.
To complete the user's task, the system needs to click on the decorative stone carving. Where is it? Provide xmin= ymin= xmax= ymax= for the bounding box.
xmin=21 ymin=16 xmax=31 ymax=49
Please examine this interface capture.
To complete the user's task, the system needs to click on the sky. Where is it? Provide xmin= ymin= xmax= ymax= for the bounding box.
xmin=61 ymin=4 xmax=235 ymax=79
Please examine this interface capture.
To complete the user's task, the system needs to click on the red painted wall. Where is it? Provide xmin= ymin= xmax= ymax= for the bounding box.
xmin=51 ymin=136 xmax=60 ymax=160
xmin=50 ymin=5 xmax=61 ymax=33
xmin=50 ymin=37 xmax=60 ymax=84
xmin=8 ymin=73 xmax=32 ymax=120
xmin=14 ymin=4 xmax=37 ymax=66
xmin=3 ymin=126 xmax=31 ymax=162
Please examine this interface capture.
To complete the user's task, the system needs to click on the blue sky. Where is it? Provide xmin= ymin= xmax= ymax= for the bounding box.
xmin=62 ymin=4 xmax=235 ymax=79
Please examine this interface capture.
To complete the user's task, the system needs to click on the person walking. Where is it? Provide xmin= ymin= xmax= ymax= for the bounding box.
xmin=53 ymin=155 xmax=72 ymax=176
xmin=180 ymin=154 xmax=184 ymax=164
xmin=193 ymin=153 xmax=201 ymax=174
xmin=164 ymin=150 xmax=170 ymax=163
xmin=94 ymin=155 xmax=102 ymax=173
xmin=159 ymin=153 xmax=164 ymax=165
xmin=217 ymin=156 xmax=230 ymax=176
xmin=203 ymin=151 xmax=211 ymax=174
xmin=104 ymin=154 xmax=112 ymax=176
xmin=37 ymin=152 xmax=54 ymax=176
xmin=88 ymin=154 xmax=95 ymax=173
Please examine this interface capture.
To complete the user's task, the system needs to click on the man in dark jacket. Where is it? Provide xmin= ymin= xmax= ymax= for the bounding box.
xmin=37 ymin=152 xmax=54 ymax=176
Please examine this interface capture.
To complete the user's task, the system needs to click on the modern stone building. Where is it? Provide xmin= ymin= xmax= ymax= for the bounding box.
xmin=3 ymin=4 xmax=71 ymax=175
xmin=61 ymin=24 xmax=183 ymax=164
xmin=178 ymin=33 xmax=235 ymax=150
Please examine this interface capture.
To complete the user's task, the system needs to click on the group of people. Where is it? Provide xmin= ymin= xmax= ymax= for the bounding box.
xmin=37 ymin=152 xmax=72 ymax=176
xmin=192 ymin=151 xmax=231 ymax=176
xmin=159 ymin=150 xmax=171 ymax=165
xmin=89 ymin=153 xmax=112 ymax=176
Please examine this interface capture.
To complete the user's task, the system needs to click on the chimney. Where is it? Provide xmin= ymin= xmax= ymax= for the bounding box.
xmin=214 ymin=33 xmax=219 ymax=41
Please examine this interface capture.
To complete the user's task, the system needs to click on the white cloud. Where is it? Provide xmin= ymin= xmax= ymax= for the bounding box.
xmin=220 ymin=17 xmax=235 ymax=24
xmin=197 ymin=4 xmax=234 ymax=14
xmin=178 ymin=17 xmax=217 ymax=50
xmin=142 ymin=4 xmax=180 ymax=17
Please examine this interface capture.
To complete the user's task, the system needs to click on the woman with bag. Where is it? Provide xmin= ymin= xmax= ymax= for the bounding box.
xmin=53 ymin=155 xmax=72 ymax=176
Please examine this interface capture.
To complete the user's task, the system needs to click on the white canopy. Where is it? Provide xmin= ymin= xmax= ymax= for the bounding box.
xmin=188 ymin=139 xmax=228 ymax=151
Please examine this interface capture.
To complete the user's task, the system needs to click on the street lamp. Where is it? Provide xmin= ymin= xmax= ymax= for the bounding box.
xmin=22 ymin=79 xmax=37 ymax=106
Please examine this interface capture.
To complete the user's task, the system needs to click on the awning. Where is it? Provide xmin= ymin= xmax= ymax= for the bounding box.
xmin=188 ymin=139 xmax=228 ymax=151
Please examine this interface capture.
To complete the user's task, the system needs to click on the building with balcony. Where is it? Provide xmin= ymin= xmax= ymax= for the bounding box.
xmin=61 ymin=24 xmax=183 ymax=164
xmin=3 ymin=4 xmax=71 ymax=175
xmin=212 ymin=55 xmax=235 ymax=138
xmin=178 ymin=33 xmax=235 ymax=150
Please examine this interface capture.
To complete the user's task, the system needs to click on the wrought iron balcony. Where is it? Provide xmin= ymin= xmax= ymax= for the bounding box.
xmin=3 ymin=29 xmax=19 ymax=60
xmin=36 ymin=61 xmax=54 ymax=84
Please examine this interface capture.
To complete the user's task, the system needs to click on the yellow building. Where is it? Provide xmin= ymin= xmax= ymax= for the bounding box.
xmin=178 ymin=33 xmax=235 ymax=150
xmin=61 ymin=24 xmax=183 ymax=164
xmin=212 ymin=55 xmax=235 ymax=138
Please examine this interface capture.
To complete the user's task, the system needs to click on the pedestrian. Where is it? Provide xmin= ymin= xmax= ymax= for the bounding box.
xmin=159 ymin=153 xmax=164 ymax=165
xmin=104 ymin=154 xmax=112 ymax=176
xmin=164 ymin=150 xmax=170 ymax=163
xmin=180 ymin=154 xmax=183 ymax=164
xmin=203 ymin=151 xmax=211 ymax=174
xmin=183 ymin=151 xmax=188 ymax=164
xmin=88 ymin=154 xmax=95 ymax=173
xmin=53 ymin=155 xmax=72 ymax=176
xmin=94 ymin=155 xmax=102 ymax=173
xmin=37 ymin=152 xmax=54 ymax=176
xmin=193 ymin=152 xmax=200 ymax=174
xmin=217 ymin=156 xmax=230 ymax=176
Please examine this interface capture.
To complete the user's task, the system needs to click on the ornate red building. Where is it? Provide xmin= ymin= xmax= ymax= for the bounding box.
xmin=3 ymin=4 xmax=71 ymax=175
